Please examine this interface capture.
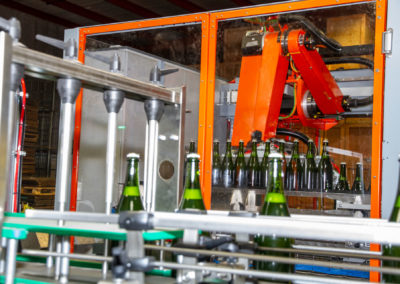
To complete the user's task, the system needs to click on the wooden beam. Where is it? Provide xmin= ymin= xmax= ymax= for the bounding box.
xmin=0 ymin=0 xmax=77 ymax=27
xmin=167 ymin=0 xmax=205 ymax=13
xmin=43 ymin=0 xmax=117 ymax=24
xmin=105 ymin=0 xmax=161 ymax=19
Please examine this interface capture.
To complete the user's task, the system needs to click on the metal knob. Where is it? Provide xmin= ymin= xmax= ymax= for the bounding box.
xmin=0 ymin=17 xmax=21 ymax=42
xmin=85 ymin=51 xmax=121 ymax=73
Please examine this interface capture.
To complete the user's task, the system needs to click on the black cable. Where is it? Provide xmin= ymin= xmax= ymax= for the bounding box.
xmin=279 ymin=15 xmax=342 ymax=53
xmin=347 ymin=95 xmax=374 ymax=108
xmin=276 ymin=128 xmax=316 ymax=153
xmin=319 ymin=44 xmax=374 ymax=57
xmin=323 ymin=57 xmax=374 ymax=69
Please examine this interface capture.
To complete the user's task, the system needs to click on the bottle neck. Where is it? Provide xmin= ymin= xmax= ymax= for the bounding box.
xmin=185 ymin=158 xmax=201 ymax=190
xmin=226 ymin=142 xmax=232 ymax=157
xmin=238 ymin=142 xmax=245 ymax=157
xmin=306 ymin=142 xmax=314 ymax=158
xmin=339 ymin=164 xmax=347 ymax=180
xmin=189 ymin=142 xmax=196 ymax=153
xmin=267 ymin=158 xmax=284 ymax=194
xmin=322 ymin=142 xmax=329 ymax=158
xmin=264 ymin=142 xmax=270 ymax=158
xmin=355 ymin=164 xmax=362 ymax=181
xmin=213 ymin=142 xmax=220 ymax=157
xmin=292 ymin=142 xmax=299 ymax=159
xmin=125 ymin=159 xmax=139 ymax=187
xmin=250 ymin=142 xmax=258 ymax=158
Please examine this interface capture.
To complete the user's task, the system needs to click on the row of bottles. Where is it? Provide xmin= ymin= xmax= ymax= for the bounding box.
xmin=212 ymin=138 xmax=368 ymax=194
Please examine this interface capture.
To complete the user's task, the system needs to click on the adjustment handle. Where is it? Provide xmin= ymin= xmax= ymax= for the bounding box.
xmin=149 ymin=61 xmax=179 ymax=84
xmin=85 ymin=51 xmax=121 ymax=72
xmin=36 ymin=34 xmax=77 ymax=59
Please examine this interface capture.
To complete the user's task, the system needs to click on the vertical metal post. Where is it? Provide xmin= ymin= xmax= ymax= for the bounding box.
xmin=0 ymin=30 xmax=12 ymax=221
xmin=125 ymin=232 xmax=145 ymax=283
xmin=176 ymin=229 xmax=199 ymax=284
xmin=143 ymin=99 xmax=164 ymax=212
xmin=177 ymin=87 xmax=186 ymax=203
xmin=102 ymin=89 xmax=124 ymax=278
xmin=59 ymin=236 xmax=70 ymax=284
xmin=53 ymin=78 xmax=81 ymax=279
xmin=4 ymin=238 xmax=17 ymax=284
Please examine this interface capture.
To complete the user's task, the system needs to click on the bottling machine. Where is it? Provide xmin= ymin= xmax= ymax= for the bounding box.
xmin=0 ymin=0 xmax=399 ymax=283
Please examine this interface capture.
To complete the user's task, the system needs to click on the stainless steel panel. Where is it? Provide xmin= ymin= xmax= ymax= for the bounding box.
xmin=0 ymin=32 xmax=13 ymax=220
xmin=382 ymin=0 xmax=400 ymax=219
xmin=77 ymin=48 xmax=220 ymax=213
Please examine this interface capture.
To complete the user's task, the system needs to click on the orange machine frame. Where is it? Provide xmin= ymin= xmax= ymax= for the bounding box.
xmin=74 ymin=0 xmax=386 ymax=281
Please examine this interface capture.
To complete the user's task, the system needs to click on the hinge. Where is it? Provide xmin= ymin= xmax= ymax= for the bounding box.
xmin=382 ymin=28 xmax=393 ymax=56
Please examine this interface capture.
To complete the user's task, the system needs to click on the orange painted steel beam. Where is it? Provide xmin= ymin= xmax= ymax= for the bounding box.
xmin=210 ymin=0 xmax=374 ymax=20
xmin=72 ymin=14 xmax=210 ymax=211
xmin=370 ymin=0 xmax=388 ymax=282
xmin=79 ymin=14 xmax=207 ymax=35
xmin=199 ymin=14 xmax=216 ymax=209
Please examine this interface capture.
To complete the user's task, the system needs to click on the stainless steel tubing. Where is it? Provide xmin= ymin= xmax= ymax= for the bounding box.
xmin=59 ymin=236 xmax=70 ymax=284
xmin=151 ymin=261 xmax=364 ymax=284
xmin=105 ymin=112 xmax=118 ymax=216
xmin=25 ymin=210 xmax=400 ymax=246
xmin=0 ymin=31 xmax=13 ymax=228
xmin=55 ymin=101 xmax=75 ymax=216
xmin=22 ymin=249 xmax=112 ymax=262
xmin=4 ymin=238 xmax=17 ymax=284
xmin=143 ymin=99 xmax=164 ymax=212
xmin=150 ymin=212 xmax=400 ymax=245
xmin=145 ymin=245 xmax=400 ymax=276
xmin=144 ymin=119 xmax=159 ymax=212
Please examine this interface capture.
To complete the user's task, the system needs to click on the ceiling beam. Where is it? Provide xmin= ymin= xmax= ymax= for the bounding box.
xmin=167 ymin=0 xmax=206 ymax=13
xmin=43 ymin=0 xmax=117 ymax=24
xmin=230 ymin=0 xmax=254 ymax=6
xmin=0 ymin=0 xmax=77 ymax=28
xmin=105 ymin=0 xmax=161 ymax=19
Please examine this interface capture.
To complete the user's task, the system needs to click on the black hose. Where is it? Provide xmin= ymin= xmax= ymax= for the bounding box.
xmin=323 ymin=57 xmax=374 ymax=69
xmin=319 ymin=44 xmax=374 ymax=57
xmin=279 ymin=15 xmax=342 ymax=53
xmin=347 ymin=95 xmax=374 ymax=108
xmin=276 ymin=128 xmax=316 ymax=153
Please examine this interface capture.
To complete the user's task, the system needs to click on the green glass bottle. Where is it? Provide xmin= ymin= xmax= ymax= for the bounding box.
xmin=304 ymin=139 xmax=317 ymax=191
xmin=222 ymin=139 xmax=235 ymax=188
xmin=260 ymin=140 xmax=271 ymax=188
xmin=255 ymin=152 xmax=293 ymax=274
xmin=351 ymin=163 xmax=365 ymax=194
xmin=212 ymin=140 xmax=222 ymax=186
xmin=382 ymin=161 xmax=400 ymax=282
xmin=117 ymin=153 xmax=144 ymax=212
xmin=318 ymin=139 xmax=333 ymax=193
xmin=286 ymin=140 xmax=303 ymax=191
xmin=247 ymin=139 xmax=260 ymax=188
xmin=235 ymin=140 xmax=247 ymax=188
xmin=179 ymin=153 xmax=206 ymax=210
xmin=335 ymin=162 xmax=350 ymax=193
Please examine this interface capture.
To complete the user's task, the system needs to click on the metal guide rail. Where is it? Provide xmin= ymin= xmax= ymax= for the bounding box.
xmin=25 ymin=209 xmax=400 ymax=245
xmin=21 ymin=209 xmax=400 ymax=283
xmin=11 ymin=44 xmax=182 ymax=104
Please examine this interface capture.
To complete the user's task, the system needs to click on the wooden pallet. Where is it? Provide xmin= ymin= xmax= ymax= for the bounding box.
xmin=21 ymin=186 xmax=55 ymax=195
xmin=22 ymin=177 xmax=56 ymax=187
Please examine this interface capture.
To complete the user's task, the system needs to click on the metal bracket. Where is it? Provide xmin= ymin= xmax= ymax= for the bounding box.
xmin=112 ymin=246 xmax=155 ymax=279
xmin=118 ymin=211 xmax=154 ymax=231
xmin=382 ymin=28 xmax=393 ymax=57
